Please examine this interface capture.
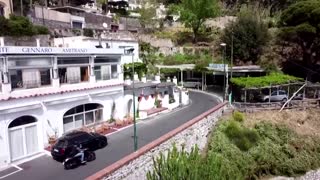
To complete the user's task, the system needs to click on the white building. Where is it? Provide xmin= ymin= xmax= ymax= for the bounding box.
xmin=54 ymin=36 xmax=140 ymax=64
xmin=0 ymin=46 xmax=126 ymax=167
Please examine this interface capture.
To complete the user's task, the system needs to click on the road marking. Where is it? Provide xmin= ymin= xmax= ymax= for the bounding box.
xmin=11 ymin=165 xmax=22 ymax=171
xmin=0 ymin=165 xmax=23 ymax=179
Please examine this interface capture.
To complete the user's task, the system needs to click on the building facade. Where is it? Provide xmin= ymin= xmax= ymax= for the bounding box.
xmin=0 ymin=46 xmax=126 ymax=167
xmin=53 ymin=36 xmax=140 ymax=64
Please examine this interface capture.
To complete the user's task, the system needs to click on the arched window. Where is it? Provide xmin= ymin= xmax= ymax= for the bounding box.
xmin=9 ymin=116 xmax=37 ymax=128
xmin=63 ymin=103 xmax=103 ymax=132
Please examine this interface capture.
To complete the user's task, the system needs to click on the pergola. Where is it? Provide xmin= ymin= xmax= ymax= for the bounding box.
xmin=155 ymin=64 xmax=265 ymax=89
xmin=156 ymin=64 xmax=195 ymax=87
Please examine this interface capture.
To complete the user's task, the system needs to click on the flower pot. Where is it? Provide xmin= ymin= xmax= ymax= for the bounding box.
xmin=48 ymin=137 xmax=57 ymax=146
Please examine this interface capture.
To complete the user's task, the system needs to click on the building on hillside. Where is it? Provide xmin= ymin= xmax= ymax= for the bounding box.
xmin=30 ymin=5 xmax=140 ymax=37
xmin=53 ymin=36 xmax=140 ymax=64
xmin=0 ymin=45 xmax=126 ymax=167
xmin=0 ymin=0 xmax=13 ymax=18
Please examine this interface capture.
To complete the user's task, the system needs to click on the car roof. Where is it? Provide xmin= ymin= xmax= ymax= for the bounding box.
xmin=61 ymin=131 xmax=90 ymax=140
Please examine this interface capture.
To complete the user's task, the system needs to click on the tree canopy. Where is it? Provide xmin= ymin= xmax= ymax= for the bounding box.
xmin=278 ymin=0 xmax=320 ymax=82
xmin=221 ymin=6 xmax=270 ymax=65
xmin=173 ymin=0 xmax=220 ymax=43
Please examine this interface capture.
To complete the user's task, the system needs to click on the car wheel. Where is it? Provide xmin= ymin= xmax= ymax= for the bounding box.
xmin=282 ymin=98 xmax=287 ymax=103
xmin=264 ymin=99 xmax=269 ymax=103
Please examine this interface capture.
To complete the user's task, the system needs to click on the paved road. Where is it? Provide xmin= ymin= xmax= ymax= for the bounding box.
xmin=4 ymin=91 xmax=220 ymax=180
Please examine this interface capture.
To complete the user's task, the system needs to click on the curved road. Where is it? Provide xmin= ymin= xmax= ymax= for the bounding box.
xmin=4 ymin=91 xmax=220 ymax=180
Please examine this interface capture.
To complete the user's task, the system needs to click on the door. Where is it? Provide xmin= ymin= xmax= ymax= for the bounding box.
xmin=9 ymin=123 xmax=39 ymax=161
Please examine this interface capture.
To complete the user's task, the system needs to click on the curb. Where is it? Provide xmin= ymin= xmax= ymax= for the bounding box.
xmin=190 ymin=89 xmax=223 ymax=103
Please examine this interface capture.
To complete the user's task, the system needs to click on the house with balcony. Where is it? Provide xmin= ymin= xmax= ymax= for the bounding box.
xmin=0 ymin=45 xmax=126 ymax=167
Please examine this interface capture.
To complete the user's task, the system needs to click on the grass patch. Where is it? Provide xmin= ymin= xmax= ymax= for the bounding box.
xmin=147 ymin=112 xmax=320 ymax=179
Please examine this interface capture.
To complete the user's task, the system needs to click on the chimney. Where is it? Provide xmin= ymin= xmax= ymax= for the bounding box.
xmin=0 ymin=37 xmax=4 ymax=47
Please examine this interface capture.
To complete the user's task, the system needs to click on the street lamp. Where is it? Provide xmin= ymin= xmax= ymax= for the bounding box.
xmin=125 ymin=47 xmax=138 ymax=151
xmin=220 ymin=43 xmax=227 ymax=101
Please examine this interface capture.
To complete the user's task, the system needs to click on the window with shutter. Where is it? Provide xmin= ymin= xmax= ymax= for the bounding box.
xmin=22 ymin=69 xmax=41 ymax=89
xmin=101 ymin=65 xmax=111 ymax=80
xmin=67 ymin=67 xmax=80 ymax=83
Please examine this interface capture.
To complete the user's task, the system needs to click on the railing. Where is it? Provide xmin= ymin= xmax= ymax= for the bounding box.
xmin=234 ymin=98 xmax=320 ymax=112
xmin=11 ymin=80 xmax=51 ymax=89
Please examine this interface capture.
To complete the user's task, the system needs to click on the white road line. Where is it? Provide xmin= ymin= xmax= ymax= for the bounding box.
xmin=11 ymin=165 xmax=22 ymax=171
xmin=0 ymin=165 xmax=22 ymax=179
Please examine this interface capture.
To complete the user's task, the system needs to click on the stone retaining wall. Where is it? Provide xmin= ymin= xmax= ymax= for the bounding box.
xmin=86 ymin=102 xmax=227 ymax=180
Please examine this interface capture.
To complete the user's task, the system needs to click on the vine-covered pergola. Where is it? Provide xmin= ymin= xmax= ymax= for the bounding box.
xmin=230 ymin=73 xmax=307 ymax=103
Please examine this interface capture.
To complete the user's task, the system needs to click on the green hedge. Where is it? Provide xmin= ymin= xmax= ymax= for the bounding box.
xmin=0 ymin=15 xmax=49 ymax=37
xmin=231 ymin=73 xmax=303 ymax=88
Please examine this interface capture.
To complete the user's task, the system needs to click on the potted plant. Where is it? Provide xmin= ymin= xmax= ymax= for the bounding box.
xmin=48 ymin=127 xmax=58 ymax=146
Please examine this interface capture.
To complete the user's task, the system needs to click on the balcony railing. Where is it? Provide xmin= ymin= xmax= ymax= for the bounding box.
xmin=11 ymin=80 xmax=51 ymax=89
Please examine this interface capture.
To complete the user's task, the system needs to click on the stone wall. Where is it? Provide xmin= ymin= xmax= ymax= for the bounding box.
xmin=2 ymin=35 xmax=51 ymax=46
xmin=31 ymin=17 xmax=72 ymax=29
xmin=93 ymin=103 xmax=227 ymax=180
xmin=138 ymin=34 xmax=176 ymax=55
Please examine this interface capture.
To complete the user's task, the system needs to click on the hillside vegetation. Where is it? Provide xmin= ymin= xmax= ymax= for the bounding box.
xmin=147 ymin=109 xmax=320 ymax=179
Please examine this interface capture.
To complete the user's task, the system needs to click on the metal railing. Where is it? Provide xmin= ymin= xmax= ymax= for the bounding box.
xmin=234 ymin=98 xmax=320 ymax=112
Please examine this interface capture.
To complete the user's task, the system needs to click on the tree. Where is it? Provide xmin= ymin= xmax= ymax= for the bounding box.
xmin=278 ymin=0 xmax=320 ymax=81
xmin=173 ymin=0 xmax=220 ymax=43
xmin=138 ymin=5 xmax=157 ymax=29
xmin=140 ymin=42 xmax=161 ymax=75
xmin=83 ymin=28 xmax=94 ymax=37
xmin=0 ymin=15 xmax=49 ymax=36
xmin=221 ymin=6 xmax=270 ymax=64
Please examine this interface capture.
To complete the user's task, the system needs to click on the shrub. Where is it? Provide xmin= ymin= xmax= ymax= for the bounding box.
xmin=0 ymin=15 xmax=49 ymax=36
xmin=232 ymin=111 xmax=245 ymax=122
xmin=147 ymin=145 xmax=204 ymax=180
xmin=224 ymin=120 xmax=259 ymax=151
xmin=83 ymin=28 xmax=94 ymax=37
xmin=34 ymin=25 xmax=49 ymax=35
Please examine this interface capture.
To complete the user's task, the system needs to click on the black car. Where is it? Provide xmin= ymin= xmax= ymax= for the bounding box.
xmin=51 ymin=131 xmax=107 ymax=162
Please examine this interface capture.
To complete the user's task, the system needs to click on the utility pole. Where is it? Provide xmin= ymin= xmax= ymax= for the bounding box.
xmin=220 ymin=43 xmax=227 ymax=101
xmin=20 ymin=0 xmax=23 ymax=16
xmin=125 ymin=47 xmax=138 ymax=151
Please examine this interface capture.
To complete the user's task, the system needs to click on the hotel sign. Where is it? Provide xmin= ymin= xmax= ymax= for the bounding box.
xmin=0 ymin=46 xmax=123 ymax=55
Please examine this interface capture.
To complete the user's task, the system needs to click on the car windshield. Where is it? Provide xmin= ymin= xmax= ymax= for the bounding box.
xmin=55 ymin=140 xmax=67 ymax=148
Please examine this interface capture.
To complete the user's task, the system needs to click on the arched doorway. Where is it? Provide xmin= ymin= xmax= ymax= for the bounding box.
xmin=0 ymin=4 xmax=4 ymax=17
xmin=127 ymin=99 xmax=133 ymax=116
xmin=63 ymin=103 xmax=103 ymax=132
xmin=8 ymin=116 xmax=39 ymax=161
